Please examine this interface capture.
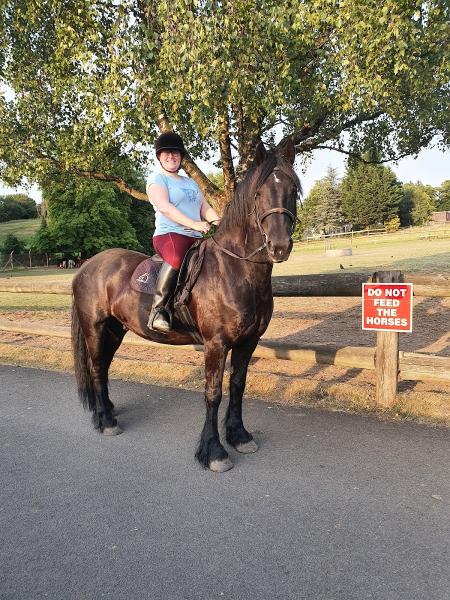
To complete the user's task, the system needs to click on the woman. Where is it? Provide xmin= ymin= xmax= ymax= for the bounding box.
xmin=146 ymin=132 xmax=220 ymax=332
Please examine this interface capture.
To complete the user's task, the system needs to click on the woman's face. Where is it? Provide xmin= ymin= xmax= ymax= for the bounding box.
xmin=158 ymin=149 xmax=182 ymax=172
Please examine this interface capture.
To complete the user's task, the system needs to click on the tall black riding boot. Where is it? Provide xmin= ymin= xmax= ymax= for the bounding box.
xmin=147 ymin=262 xmax=179 ymax=332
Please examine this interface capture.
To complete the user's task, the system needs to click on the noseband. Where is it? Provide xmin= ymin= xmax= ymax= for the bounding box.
xmin=212 ymin=169 xmax=298 ymax=262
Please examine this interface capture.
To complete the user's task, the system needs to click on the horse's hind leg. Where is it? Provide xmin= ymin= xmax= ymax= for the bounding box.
xmin=225 ymin=338 xmax=259 ymax=454
xmin=77 ymin=313 xmax=125 ymax=434
xmin=196 ymin=339 xmax=232 ymax=472
xmin=100 ymin=318 xmax=126 ymax=418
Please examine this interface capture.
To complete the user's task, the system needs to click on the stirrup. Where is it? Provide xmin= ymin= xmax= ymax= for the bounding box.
xmin=148 ymin=307 xmax=172 ymax=332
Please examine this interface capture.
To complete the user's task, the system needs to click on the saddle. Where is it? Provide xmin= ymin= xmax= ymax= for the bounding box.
xmin=130 ymin=240 xmax=206 ymax=344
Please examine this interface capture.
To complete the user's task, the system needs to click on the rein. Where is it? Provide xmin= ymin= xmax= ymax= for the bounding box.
xmin=211 ymin=169 xmax=297 ymax=263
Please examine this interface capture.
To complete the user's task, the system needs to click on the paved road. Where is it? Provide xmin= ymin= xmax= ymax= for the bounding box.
xmin=1 ymin=365 xmax=449 ymax=600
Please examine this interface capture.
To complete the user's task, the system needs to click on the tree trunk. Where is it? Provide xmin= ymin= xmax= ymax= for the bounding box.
xmin=233 ymin=104 xmax=262 ymax=181
xmin=218 ymin=112 xmax=236 ymax=208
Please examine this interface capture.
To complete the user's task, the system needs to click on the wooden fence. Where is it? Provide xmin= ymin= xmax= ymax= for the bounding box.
xmin=1 ymin=272 xmax=450 ymax=297
xmin=0 ymin=270 xmax=449 ymax=408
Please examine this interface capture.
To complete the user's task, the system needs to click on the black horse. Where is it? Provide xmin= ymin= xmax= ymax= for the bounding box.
xmin=71 ymin=140 xmax=300 ymax=472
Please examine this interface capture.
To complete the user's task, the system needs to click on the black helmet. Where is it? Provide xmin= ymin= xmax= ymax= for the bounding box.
xmin=154 ymin=132 xmax=186 ymax=157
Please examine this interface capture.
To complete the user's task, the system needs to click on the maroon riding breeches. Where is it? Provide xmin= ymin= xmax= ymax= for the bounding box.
xmin=152 ymin=232 xmax=199 ymax=270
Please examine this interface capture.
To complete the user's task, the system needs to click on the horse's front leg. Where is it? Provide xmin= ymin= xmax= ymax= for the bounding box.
xmin=196 ymin=339 xmax=232 ymax=472
xmin=225 ymin=338 xmax=259 ymax=454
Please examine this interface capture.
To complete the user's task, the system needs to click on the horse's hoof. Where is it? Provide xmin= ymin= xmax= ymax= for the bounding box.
xmin=209 ymin=458 xmax=234 ymax=473
xmin=235 ymin=440 xmax=258 ymax=454
xmin=103 ymin=425 xmax=123 ymax=436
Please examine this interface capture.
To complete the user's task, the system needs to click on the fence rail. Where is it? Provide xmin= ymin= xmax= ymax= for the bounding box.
xmin=1 ymin=272 xmax=449 ymax=297
xmin=0 ymin=320 xmax=448 ymax=384
xmin=302 ymin=223 xmax=450 ymax=243
xmin=0 ymin=270 xmax=448 ymax=406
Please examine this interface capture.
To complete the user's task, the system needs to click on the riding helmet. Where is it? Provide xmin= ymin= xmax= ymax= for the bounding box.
xmin=154 ymin=132 xmax=186 ymax=157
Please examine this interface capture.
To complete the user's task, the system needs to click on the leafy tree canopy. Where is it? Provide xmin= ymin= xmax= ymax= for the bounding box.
xmin=1 ymin=232 xmax=26 ymax=254
xmin=436 ymin=180 xmax=450 ymax=211
xmin=341 ymin=152 xmax=403 ymax=228
xmin=400 ymin=182 xmax=436 ymax=226
xmin=0 ymin=193 xmax=37 ymax=221
xmin=298 ymin=166 xmax=345 ymax=236
xmin=31 ymin=178 xmax=144 ymax=256
xmin=1 ymin=1 xmax=449 ymax=209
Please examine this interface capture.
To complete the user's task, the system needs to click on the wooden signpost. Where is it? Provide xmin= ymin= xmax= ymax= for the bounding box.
xmin=363 ymin=271 xmax=413 ymax=407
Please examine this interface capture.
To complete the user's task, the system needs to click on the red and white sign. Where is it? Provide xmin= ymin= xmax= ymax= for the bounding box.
xmin=362 ymin=283 xmax=413 ymax=332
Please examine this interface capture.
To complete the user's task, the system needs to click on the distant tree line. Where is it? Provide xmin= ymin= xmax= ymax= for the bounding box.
xmin=0 ymin=194 xmax=37 ymax=222
xmin=2 ymin=158 xmax=448 ymax=256
xmin=30 ymin=175 xmax=155 ymax=258
xmin=1 ymin=166 xmax=155 ymax=256
xmin=296 ymin=153 xmax=450 ymax=239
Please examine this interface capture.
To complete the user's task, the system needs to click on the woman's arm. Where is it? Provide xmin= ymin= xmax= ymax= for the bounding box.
xmin=148 ymin=183 xmax=210 ymax=233
xmin=200 ymin=197 xmax=221 ymax=225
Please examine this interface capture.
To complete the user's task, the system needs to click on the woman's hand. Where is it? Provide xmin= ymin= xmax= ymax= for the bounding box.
xmin=191 ymin=220 xmax=211 ymax=234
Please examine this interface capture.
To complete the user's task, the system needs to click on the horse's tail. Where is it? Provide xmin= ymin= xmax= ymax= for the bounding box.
xmin=71 ymin=300 xmax=96 ymax=412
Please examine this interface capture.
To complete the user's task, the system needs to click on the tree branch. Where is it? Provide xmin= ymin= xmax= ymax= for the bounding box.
xmin=341 ymin=110 xmax=384 ymax=131
xmin=312 ymin=145 xmax=412 ymax=164
xmin=73 ymin=170 xmax=148 ymax=200
xmin=34 ymin=151 xmax=148 ymax=201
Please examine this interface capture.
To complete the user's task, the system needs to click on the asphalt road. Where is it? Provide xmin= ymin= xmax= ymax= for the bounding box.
xmin=1 ymin=365 xmax=449 ymax=600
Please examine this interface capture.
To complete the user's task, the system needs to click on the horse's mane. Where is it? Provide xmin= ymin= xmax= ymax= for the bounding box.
xmin=219 ymin=151 xmax=301 ymax=231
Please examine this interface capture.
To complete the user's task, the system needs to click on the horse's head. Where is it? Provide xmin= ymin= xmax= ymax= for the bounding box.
xmin=254 ymin=139 xmax=300 ymax=263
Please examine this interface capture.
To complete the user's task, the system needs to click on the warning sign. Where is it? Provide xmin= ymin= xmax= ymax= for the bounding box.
xmin=362 ymin=283 xmax=413 ymax=332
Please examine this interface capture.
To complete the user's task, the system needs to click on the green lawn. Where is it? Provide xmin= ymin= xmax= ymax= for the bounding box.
xmin=0 ymin=292 xmax=71 ymax=311
xmin=0 ymin=218 xmax=40 ymax=246
xmin=0 ymin=268 xmax=74 ymax=280
xmin=274 ymin=227 xmax=450 ymax=276
xmin=0 ymin=224 xmax=449 ymax=281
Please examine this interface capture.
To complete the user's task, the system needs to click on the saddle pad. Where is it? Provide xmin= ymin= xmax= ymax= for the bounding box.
xmin=130 ymin=258 xmax=162 ymax=295
xmin=129 ymin=245 xmax=205 ymax=345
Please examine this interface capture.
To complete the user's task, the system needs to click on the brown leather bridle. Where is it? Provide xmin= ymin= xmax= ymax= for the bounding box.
xmin=211 ymin=169 xmax=298 ymax=262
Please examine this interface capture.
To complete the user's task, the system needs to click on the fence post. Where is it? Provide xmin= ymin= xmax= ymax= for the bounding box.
xmin=372 ymin=270 xmax=402 ymax=407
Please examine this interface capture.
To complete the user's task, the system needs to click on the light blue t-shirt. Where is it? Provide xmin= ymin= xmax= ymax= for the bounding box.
xmin=146 ymin=171 xmax=202 ymax=238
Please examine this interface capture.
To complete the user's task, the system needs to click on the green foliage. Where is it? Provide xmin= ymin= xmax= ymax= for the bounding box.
xmin=206 ymin=172 xmax=224 ymax=191
xmin=31 ymin=178 xmax=145 ymax=256
xmin=385 ymin=215 xmax=401 ymax=233
xmin=401 ymin=183 xmax=436 ymax=226
xmin=0 ymin=0 xmax=449 ymax=197
xmin=341 ymin=158 xmax=403 ymax=228
xmin=398 ymin=189 xmax=414 ymax=227
xmin=128 ymin=198 xmax=155 ymax=255
xmin=298 ymin=167 xmax=346 ymax=236
xmin=436 ymin=180 xmax=450 ymax=211
xmin=2 ymin=233 xmax=25 ymax=253
xmin=0 ymin=194 xmax=37 ymax=222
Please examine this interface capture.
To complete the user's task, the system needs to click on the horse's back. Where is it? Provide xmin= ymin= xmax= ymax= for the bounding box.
xmin=72 ymin=248 xmax=149 ymax=306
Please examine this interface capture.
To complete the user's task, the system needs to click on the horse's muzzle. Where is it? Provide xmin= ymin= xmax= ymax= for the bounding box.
xmin=267 ymin=238 xmax=293 ymax=263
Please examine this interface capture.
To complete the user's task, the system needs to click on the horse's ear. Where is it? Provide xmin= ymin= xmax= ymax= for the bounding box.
xmin=254 ymin=141 xmax=268 ymax=167
xmin=278 ymin=137 xmax=296 ymax=164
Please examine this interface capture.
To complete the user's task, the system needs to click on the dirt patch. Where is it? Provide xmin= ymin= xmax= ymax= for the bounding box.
xmin=1 ymin=326 xmax=449 ymax=426
xmin=0 ymin=295 xmax=448 ymax=424
xmin=267 ymin=297 xmax=450 ymax=357
xmin=1 ymin=296 xmax=449 ymax=355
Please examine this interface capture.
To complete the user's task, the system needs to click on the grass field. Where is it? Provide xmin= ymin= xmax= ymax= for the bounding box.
xmin=0 ymin=292 xmax=71 ymax=311
xmin=0 ymin=223 xmax=448 ymax=426
xmin=0 ymin=218 xmax=40 ymax=246
xmin=274 ymin=226 xmax=450 ymax=276
xmin=1 ymin=223 xmax=449 ymax=281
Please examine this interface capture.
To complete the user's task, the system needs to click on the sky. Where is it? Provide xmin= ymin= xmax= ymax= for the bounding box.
xmin=1 ymin=145 xmax=448 ymax=203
